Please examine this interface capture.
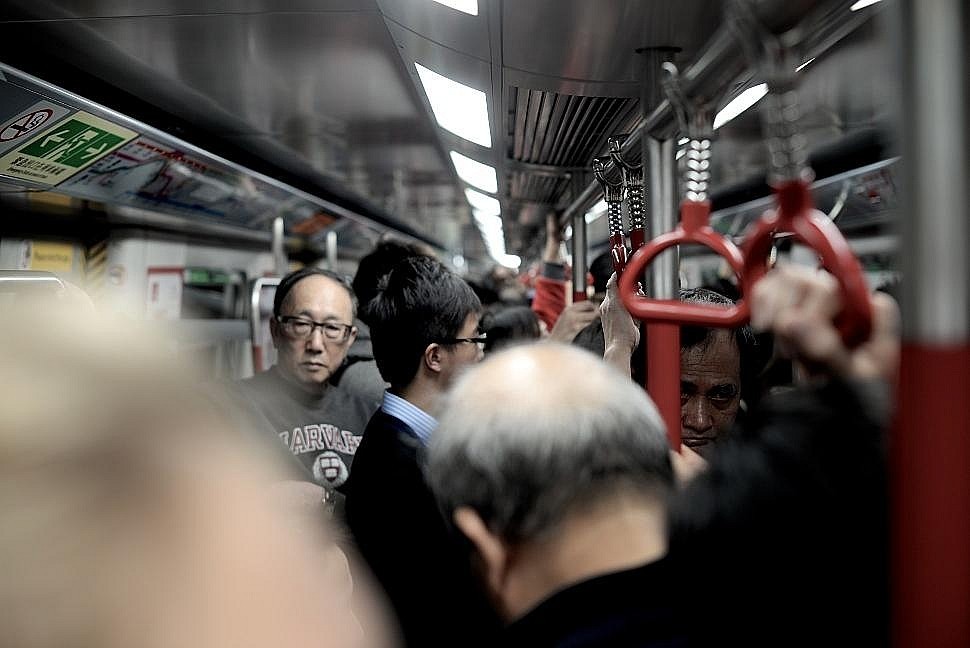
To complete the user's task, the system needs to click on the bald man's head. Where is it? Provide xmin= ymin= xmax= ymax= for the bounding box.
xmin=428 ymin=343 xmax=672 ymax=545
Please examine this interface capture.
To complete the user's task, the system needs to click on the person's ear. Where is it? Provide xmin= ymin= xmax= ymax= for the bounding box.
xmin=424 ymin=342 xmax=444 ymax=374
xmin=453 ymin=507 xmax=509 ymax=599
xmin=347 ymin=325 xmax=358 ymax=346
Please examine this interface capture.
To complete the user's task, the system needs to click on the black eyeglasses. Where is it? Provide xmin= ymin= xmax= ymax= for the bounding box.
xmin=438 ymin=333 xmax=488 ymax=349
xmin=276 ymin=315 xmax=355 ymax=342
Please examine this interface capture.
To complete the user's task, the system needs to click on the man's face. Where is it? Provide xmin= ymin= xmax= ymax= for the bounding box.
xmin=680 ymin=329 xmax=741 ymax=457
xmin=270 ymin=275 xmax=357 ymax=394
xmin=438 ymin=312 xmax=484 ymax=388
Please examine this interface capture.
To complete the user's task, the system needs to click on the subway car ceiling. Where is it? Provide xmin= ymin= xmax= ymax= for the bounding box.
xmin=0 ymin=0 xmax=892 ymax=273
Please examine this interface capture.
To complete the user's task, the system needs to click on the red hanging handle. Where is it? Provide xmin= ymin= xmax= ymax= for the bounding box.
xmin=740 ymin=180 xmax=873 ymax=348
xmin=619 ymin=200 xmax=748 ymax=326
xmin=629 ymin=228 xmax=646 ymax=253
xmin=609 ymin=233 xmax=629 ymax=277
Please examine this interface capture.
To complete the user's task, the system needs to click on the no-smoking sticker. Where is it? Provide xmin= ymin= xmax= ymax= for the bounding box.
xmin=0 ymin=100 xmax=71 ymax=157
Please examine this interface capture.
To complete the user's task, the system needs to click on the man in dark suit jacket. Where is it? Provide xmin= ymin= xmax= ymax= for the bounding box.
xmin=344 ymin=256 xmax=500 ymax=647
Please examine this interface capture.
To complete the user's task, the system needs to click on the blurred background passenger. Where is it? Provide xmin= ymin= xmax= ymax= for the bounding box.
xmin=0 ymin=304 xmax=392 ymax=648
xmin=479 ymin=305 xmax=541 ymax=354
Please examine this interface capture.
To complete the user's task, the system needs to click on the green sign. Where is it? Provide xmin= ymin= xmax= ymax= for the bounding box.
xmin=20 ymin=118 xmax=125 ymax=167
xmin=0 ymin=111 xmax=136 ymax=186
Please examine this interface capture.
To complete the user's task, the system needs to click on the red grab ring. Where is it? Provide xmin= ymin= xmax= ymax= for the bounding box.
xmin=619 ymin=200 xmax=748 ymax=326
xmin=741 ymin=180 xmax=873 ymax=348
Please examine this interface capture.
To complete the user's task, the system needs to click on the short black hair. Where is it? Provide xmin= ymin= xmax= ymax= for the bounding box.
xmin=480 ymin=305 xmax=540 ymax=353
xmin=352 ymin=239 xmax=430 ymax=326
xmin=273 ymin=267 xmax=357 ymax=319
xmin=368 ymin=256 xmax=482 ymax=390
xmin=589 ymin=251 xmax=615 ymax=295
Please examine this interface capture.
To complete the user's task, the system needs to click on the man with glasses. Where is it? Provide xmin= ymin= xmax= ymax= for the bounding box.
xmin=234 ymin=267 xmax=377 ymax=494
xmin=345 ymin=256 xmax=500 ymax=647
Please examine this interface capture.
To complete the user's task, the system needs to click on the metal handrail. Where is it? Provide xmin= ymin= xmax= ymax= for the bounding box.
xmin=249 ymin=277 xmax=280 ymax=373
xmin=559 ymin=0 xmax=872 ymax=228
xmin=0 ymin=270 xmax=66 ymax=291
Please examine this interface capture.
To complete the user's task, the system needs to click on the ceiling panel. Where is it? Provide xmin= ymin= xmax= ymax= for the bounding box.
xmin=0 ymin=0 xmax=892 ymax=266
xmin=6 ymin=0 xmax=377 ymax=19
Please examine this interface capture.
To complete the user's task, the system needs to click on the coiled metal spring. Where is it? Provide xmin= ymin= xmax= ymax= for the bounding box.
xmin=685 ymin=138 xmax=712 ymax=202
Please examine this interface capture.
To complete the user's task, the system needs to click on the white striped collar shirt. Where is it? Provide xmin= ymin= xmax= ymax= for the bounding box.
xmin=380 ymin=390 xmax=437 ymax=446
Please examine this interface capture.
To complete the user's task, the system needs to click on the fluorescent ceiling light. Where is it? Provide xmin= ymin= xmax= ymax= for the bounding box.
xmin=678 ymin=137 xmax=690 ymax=145
xmin=713 ymin=83 xmax=768 ymax=129
xmin=796 ymin=57 xmax=816 ymax=72
xmin=850 ymin=0 xmax=882 ymax=10
xmin=432 ymin=0 xmax=478 ymax=15
xmin=474 ymin=212 xmax=503 ymax=232
xmin=585 ymin=198 xmax=607 ymax=223
xmin=480 ymin=231 xmax=517 ymax=265
xmin=415 ymin=62 xmax=491 ymax=147
xmin=450 ymin=151 xmax=497 ymax=193
xmin=465 ymin=188 xmax=500 ymax=216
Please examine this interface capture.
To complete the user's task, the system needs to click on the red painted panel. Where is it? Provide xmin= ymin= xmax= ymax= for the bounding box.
xmin=892 ymin=343 xmax=970 ymax=647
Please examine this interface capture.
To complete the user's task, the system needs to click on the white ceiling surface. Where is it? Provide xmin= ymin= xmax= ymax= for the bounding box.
xmin=11 ymin=0 xmax=888 ymax=262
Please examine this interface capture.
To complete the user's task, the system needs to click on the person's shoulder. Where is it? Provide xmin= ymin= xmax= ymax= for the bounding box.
xmin=325 ymin=379 xmax=382 ymax=415
xmin=359 ymin=410 xmax=419 ymax=449
xmin=234 ymin=367 xmax=280 ymax=395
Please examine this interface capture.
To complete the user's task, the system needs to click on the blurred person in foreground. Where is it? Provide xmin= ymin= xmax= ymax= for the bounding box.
xmin=0 ymin=304 xmax=393 ymax=648
xmin=427 ymin=343 xmax=683 ymax=646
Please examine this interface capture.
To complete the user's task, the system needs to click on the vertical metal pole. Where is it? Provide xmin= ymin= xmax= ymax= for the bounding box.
xmin=645 ymin=136 xmax=681 ymax=447
xmin=570 ymin=172 xmax=589 ymax=302
xmin=325 ymin=230 xmax=338 ymax=270
xmin=571 ymin=209 xmax=588 ymax=303
xmin=271 ymin=216 xmax=288 ymax=277
xmin=635 ymin=46 xmax=682 ymax=447
xmin=893 ymin=1 xmax=970 ymax=646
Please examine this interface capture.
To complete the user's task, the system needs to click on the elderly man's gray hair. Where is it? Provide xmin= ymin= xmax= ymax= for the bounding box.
xmin=427 ymin=343 xmax=672 ymax=545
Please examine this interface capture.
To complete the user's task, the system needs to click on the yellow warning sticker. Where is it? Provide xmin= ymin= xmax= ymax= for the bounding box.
xmin=28 ymin=240 xmax=75 ymax=272
xmin=0 ymin=111 xmax=136 ymax=186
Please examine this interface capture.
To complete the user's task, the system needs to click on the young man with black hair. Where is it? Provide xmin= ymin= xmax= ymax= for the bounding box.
xmin=332 ymin=238 xmax=431 ymax=407
xmin=233 ymin=267 xmax=377 ymax=493
xmin=344 ymin=255 xmax=500 ymax=647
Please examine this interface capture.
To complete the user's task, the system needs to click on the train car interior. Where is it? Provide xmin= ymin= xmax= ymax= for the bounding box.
xmin=0 ymin=1 xmax=965 ymax=645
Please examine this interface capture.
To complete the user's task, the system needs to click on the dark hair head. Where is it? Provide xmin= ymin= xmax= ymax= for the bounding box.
xmin=273 ymin=267 xmax=357 ymax=319
xmin=368 ymin=256 xmax=482 ymax=390
xmin=572 ymin=287 xmax=764 ymax=396
xmin=589 ymin=251 xmax=615 ymax=295
xmin=679 ymin=288 xmax=751 ymax=350
xmin=480 ymin=306 xmax=540 ymax=353
xmin=680 ymin=288 xmax=765 ymax=407
xmin=352 ymin=239 xmax=430 ymax=326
